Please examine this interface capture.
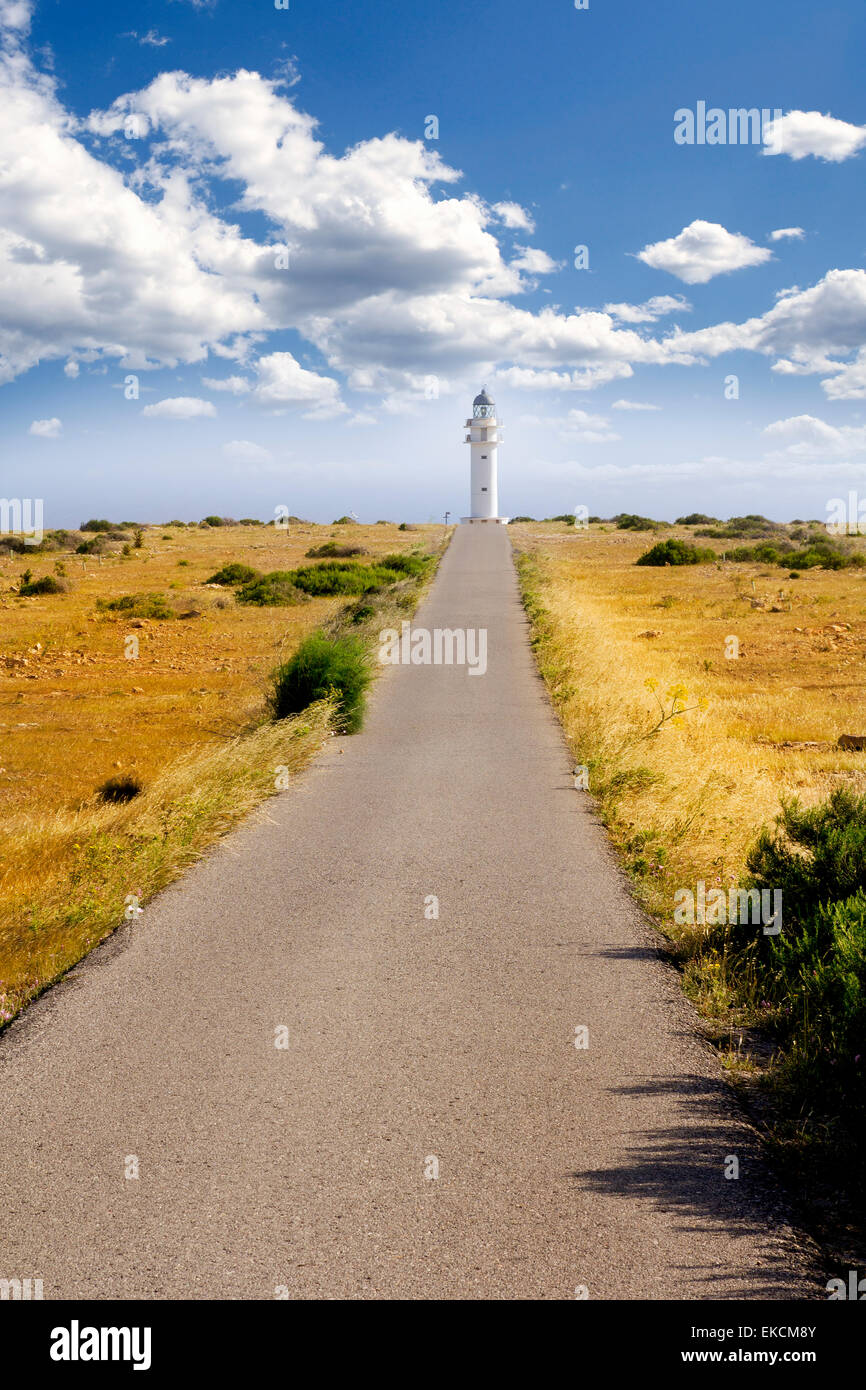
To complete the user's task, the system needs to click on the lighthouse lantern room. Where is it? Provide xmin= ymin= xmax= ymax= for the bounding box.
xmin=461 ymin=387 xmax=509 ymax=524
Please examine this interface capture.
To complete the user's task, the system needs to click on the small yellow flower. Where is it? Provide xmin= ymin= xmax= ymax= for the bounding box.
xmin=644 ymin=677 xmax=659 ymax=693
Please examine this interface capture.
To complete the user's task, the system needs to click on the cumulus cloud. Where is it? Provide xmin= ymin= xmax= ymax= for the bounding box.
xmin=509 ymin=245 xmax=559 ymax=276
xmin=2 ymin=28 xmax=866 ymax=420
xmin=0 ymin=1 xmax=32 ymax=35
xmin=611 ymin=399 xmax=661 ymax=411
xmin=221 ymin=439 xmax=273 ymax=463
xmin=769 ymin=226 xmax=805 ymax=241
xmin=637 ymin=220 xmax=772 ymax=284
xmin=201 ymin=374 xmax=251 ymax=393
xmin=63 ymin=359 xmax=79 ymax=377
xmin=251 ymin=351 xmax=344 ymax=416
xmin=29 ymin=415 xmax=60 ymax=435
xmin=557 ymin=408 xmax=620 ymax=443
xmin=764 ymin=110 xmax=866 ymax=162
xmin=762 ymin=414 xmax=866 ymax=457
xmin=491 ymin=201 xmax=535 ymax=232
xmin=669 ymin=269 xmax=866 ymax=396
xmin=603 ymin=295 xmax=690 ymax=323
xmin=142 ymin=396 xmax=216 ymax=418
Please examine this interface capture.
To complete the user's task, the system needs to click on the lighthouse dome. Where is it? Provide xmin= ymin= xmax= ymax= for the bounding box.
xmin=473 ymin=387 xmax=495 ymax=408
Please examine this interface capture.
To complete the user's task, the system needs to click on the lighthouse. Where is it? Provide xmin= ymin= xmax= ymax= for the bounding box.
xmin=462 ymin=387 xmax=508 ymax=524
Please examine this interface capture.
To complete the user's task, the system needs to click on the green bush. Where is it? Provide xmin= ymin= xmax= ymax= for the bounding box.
xmin=676 ymin=513 xmax=719 ymax=525
xmin=697 ymin=514 xmax=782 ymax=540
xmin=96 ymin=592 xmax=175 ymax=619
xmin=18 ymin=573 xmax=67 ymax=596
xmin=378 ymin=552 xmax=432 ymax=578
xmin=305 ymin=542 xmax=368 ymax=558
xmin=615 ymin=513 xmax=661 ymax=531
xmin=287 ymin=560 xmax=402 ymax=596
xmin=747 ymin=789 xmax=866 ymax=929
xmin=270 ymin=632 xmax=371 ymax=732
xmin=235 ymin=572 xmax=310 ymax=606
xmin=206 ymin=562 xmax=260 ymax=586
xmin=636 ymin=538 xmax=716 ymax=566
xmin=80 ymin=518 xmax=115 ymax=533
xmin=737 ymin=789 xmax=866 ymax=1109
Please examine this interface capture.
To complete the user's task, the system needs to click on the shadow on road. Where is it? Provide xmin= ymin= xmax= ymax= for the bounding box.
xmin=571 ymin=1074 xmax=819 ymax=1299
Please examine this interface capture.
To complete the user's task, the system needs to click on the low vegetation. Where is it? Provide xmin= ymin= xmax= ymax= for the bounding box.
xmin=511 ymin=517 xmax=866 ymax=1258
xmin=270 ymin=632 xmax=370 ymax=731
xmin=0 ymin=519 xmax=444 ymax=1031
xmin=636 ymin=538 xmax=716 ymax=566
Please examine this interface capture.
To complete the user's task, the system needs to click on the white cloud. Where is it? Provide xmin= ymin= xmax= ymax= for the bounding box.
xmin=558 ymin=408 xmax=620 ymax=443
xmin=252 ymin=351 xmax=344 ymax=416
xmin=603 ymin=295 xmax=689 ymax=323
xmin=29 ymin=415 xmax=61 ymax=436
xmin=63 ymin=359 xmax=79 ymax=378
xmin=142 ymin=396 xmax=216 ymax=418
xmin=669 ymin=269 xmax=866 ymax=397
xmin=637 ymin=220 xmax=773 ymax=284
xmin=764 ymin=110 xmax=866 ymax=162
xmin=347 ymin=412 xmax=377 ymax=426
xmin=201 ymin=374 xmax=251 ymax=393
xmin=769 ymin=226 xmax=804 ymax=242
xmin=762 ymin=414 xmax=866 ymax=457
xmin=492 ymin=201 xmax=535 ymax=233
xmin=0 ymin=1 xmax=32 ymax=34
xmin=611 ymin=399 xmax=660 ymax=411
xmin=221 ymin=439 xmax=273 ymax=463
xmin=509 ymin=245 xmax=559 ymax=275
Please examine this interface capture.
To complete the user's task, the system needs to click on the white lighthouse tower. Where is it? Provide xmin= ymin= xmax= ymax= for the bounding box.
xmin=462 ymin=387 xmax=508 ymax=524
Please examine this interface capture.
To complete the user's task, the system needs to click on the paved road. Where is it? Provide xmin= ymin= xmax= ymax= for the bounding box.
xmin=1 ymin=525 xmax=817 ymax=1299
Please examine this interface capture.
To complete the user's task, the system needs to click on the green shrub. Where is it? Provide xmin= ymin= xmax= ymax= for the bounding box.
xmin=378 ymin=552 xmax=431 ymax=578
xmin=331 ymin=515 xmax=355 ymax=525
xmin=746 ymin=789 xmax=866 ymax=929
xmin=96 ymin=592 xmax=175 ymax=619
xmin=18 ymin=573 xmax=67 ymax=596
xmin=287 ymin=560 xmax=402 ymax=596
xmin=206 ymin=562 xmax=260 ymax=586
xmin=676 ymin=513 xmax=718 ymax=525
xmin=270 ymin=632 xmax=370 ymax=732
xmin=305 ymin=542 xmax=368 ymax=558
xmin=736 ymin=790 xmax=866 ymax=1108
xmin=235 ymin=572 xmax=310 ymax=606
xmin=615 ymin=513 xmax=661 ymax=531
xmin=80 ymin=518 xmax=115 ymax=533
xmin=636 ymin=538 xmax=716 ymax=566
xmin=697 ymin=514 xmax=782 ymax=540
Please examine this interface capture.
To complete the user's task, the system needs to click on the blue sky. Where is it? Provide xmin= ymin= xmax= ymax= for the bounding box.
xmin=2 ymin=0 xmax=866 ymax=525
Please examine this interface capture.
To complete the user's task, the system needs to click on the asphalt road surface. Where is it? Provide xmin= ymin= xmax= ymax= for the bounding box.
xmin=0 ymin=524 xmax=818 ymax=1299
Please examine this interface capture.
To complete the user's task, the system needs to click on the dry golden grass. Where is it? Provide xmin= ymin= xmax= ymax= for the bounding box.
xmin=512 ymin=521 xmax=866 ymax=932
xmin=0 ymin=521 xmax=441 ymax=1023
